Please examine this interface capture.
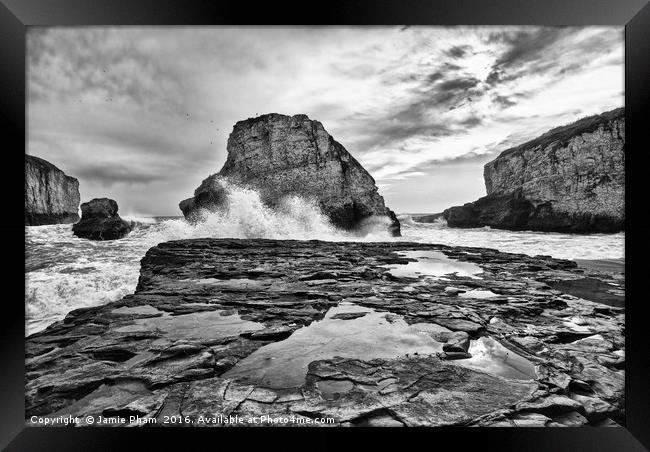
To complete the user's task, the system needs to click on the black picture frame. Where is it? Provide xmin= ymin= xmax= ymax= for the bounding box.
xmin=3 ymin=0 xmax=649 ymax=450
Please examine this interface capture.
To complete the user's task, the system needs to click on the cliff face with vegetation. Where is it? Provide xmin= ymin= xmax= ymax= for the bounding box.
xmin=180 ymin=113 xmax=400 ymax=236
xmin=444 ymin=108 xmax=624 ymax=233
xmin=25 ymin=155 xmax=80 ymax=226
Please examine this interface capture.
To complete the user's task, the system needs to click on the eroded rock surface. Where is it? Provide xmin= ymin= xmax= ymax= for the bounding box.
xmin=26 ymin=239 xmax=624 ymax=427
xmin=72 ymin=198 xmax=133 ymax=240
xmin=180 ymin=114 xmax=400 ymax=236
xmin=444 ymin=108 xmax=624 ymax=233
xmin=25 ymin=155 xmax=80 ymax=225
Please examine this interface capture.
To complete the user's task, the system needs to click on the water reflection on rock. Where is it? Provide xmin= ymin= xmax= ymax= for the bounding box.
xmin=223 ymin=303 xmax=446 ymax=388
xmin=385 ymin=250 xmax=483 ymax=279
xmin=452 ymin=336 xmax=537 ymax=380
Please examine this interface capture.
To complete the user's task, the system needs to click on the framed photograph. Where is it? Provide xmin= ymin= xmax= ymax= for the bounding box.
xmin=3 ymin=0 xmax=649 ymax=450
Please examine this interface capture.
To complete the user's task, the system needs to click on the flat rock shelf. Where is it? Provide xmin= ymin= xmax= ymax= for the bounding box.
xmin=25 ymin=239 xmax=625 ymax=427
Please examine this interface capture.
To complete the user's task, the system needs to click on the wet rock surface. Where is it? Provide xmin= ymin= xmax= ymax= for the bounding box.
xmin=26 ymin=239 xmax=624 ymax=427
xmin=25 ymin=155 xmax=80 ymax=225
xmin=72 ymin=198 xmax=133 ymax=240
xmin=180 ymin=113 xmax=401 ymax=236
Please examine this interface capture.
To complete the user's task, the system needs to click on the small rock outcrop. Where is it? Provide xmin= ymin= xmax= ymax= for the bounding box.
xmin=72 ymin=198 xmax=133 ymax=240
xmin=443 ymin=108 xmax=624 ymax=233
xmin=25 ymin=155 xmax=80 ymax=225
xmin=180 ymin=113 xmax=400 ymax=236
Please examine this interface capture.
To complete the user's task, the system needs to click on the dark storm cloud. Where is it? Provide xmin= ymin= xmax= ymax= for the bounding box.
xmin=492 ymin=95 xmax=517 ymax=108
xmin=437 ymin=77 xmax=481 ymax=92
xmin=489 ymin=28 xmax=570 ymax=68
xmin=484 ymin=27 xmax=622 ymax=88
xmin=443 ymin=62 xmax=462 ymax=71
xmin=407 ymin=76 xmax=482 ymax=116
xmin=445 ymin=45 xmax=471 ymax=58
xmin=344 ymin=69 xmax=487 ymax=154
xmin=427 ymin=71 xmax=445 ymax=83
xmin=484 ymin=28 xmax=571 ymax=85
xmin=459 ymin=115 xmax=483 ymax=127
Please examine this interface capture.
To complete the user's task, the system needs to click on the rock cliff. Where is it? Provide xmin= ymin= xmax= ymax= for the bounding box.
xmin=25 ymin=155 xmax=80 ymax=225
xmin=444 ymin=108 xmax=624 ymax=233
xmin=180 ymin=114 xmax=400 ymax=236
xmin=72 ymin=198 xmax=133 ymax=240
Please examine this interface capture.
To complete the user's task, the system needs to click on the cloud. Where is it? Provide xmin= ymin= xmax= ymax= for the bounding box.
xmin=483 ymin=27 xmax=622 ymax=89
xmin=73 ymin=164 xmax=167 ymax=186
xmin=446 ymin=45 xmax=472 ymax=58
xmin=27 ymin=26 xmax=623 ymax=214
xmin=492 ymin=95 xmax=517 ymax=108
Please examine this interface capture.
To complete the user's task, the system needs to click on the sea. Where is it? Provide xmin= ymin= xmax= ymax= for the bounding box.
xmin=25 ymin=183 xmax=624 ymax=336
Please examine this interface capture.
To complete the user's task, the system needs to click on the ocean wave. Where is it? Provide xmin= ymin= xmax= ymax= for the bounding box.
xmin=401 ymin=216 xmax=624 ymax=260
xmin=25 ymin=181 xmax=625 ymax=335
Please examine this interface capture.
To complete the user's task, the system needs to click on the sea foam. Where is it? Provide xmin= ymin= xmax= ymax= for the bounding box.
xmin=25 ymin=182 xmax=624 ymax=335
xmin=25 ymin=181 xmax=394 ymax=335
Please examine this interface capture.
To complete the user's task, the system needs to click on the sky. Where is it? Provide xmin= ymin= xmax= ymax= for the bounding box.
xmin=27 ymin=26 xmax=624 ymax=216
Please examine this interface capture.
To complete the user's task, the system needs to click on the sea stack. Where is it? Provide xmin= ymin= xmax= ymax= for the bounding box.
xmin=443 ymin=108 xmax=624 ymax=233
xmin=72 ymin=198 xmax=133 ymax=240
xmin=180 ymin=113 xmax=401 ymax=236
xmin=25 ymin=155 xmax=80 ymax=225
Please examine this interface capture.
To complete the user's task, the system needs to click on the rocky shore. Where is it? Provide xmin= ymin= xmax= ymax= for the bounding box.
xmin=25 ymin=238 xmax=624 ymax=427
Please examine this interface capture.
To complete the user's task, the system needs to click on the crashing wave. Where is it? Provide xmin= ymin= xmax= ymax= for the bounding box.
xmin=25 ymin=182 xmax=396 ymax=335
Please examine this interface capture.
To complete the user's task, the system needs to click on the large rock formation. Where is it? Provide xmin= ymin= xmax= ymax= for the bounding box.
xmin=444 ymin=108 xmax=624 ymax=233
xmin=25 ymin=155 xmax=80 ymax=225
xmin=72 ymin=198 xmax=133 ymax=240
xmin=180 ymin=113 xmax=400 ymax=236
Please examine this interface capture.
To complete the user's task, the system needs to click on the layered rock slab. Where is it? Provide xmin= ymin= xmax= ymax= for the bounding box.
xmin=180 ymin=114 xmax=400 ymax=236
xmin=444 ymin=108 xmax=624 ymax=232
xmin=26 ymin=239 xmax=624 ymax=426
xmin=25 ymin=155 xmax=80 ymax=225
